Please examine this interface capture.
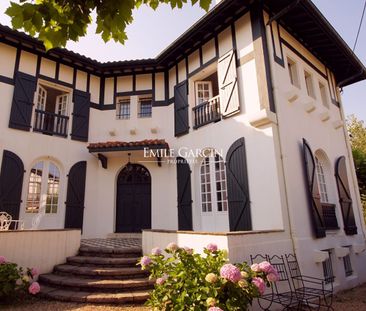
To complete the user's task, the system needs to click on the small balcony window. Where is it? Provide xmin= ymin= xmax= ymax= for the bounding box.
xmin=138 ymin=96 xmax=152 ymax=118
xmin=33 ymin=83 xmax=70 ymax=137
xmin=116 ymin=97 xmax=130 ymax=120
xmin=193 ymin=72 xmax=220 ymax=129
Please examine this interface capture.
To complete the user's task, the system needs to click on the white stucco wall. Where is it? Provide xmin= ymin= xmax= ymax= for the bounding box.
xmin=265 ymin=12 xmax=366 ymax=290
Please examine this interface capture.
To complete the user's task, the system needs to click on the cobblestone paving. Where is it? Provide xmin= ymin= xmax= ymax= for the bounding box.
xmin=81 ymin=238 xmax=142 ymax=249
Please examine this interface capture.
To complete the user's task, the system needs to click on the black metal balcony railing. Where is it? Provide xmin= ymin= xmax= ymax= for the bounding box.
xmin=322 ymin=203 xmax=339 ymax=230
xmin=193 ymin=95 xmax=221 ymax=129
xmin=33 ymin=109 xmax=69 ymax=137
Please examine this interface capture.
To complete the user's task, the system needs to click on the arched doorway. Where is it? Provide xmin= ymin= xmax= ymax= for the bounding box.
xmin=116 ymin=164 xmax=151 ymax=232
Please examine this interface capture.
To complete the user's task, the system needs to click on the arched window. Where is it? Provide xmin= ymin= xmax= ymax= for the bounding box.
xmin=315 ymin=157 xmax=329 ymax=203
xmin=26 ymin=161 xmax=60 ymax=214
xmin=200 ymin=152 xmax=228 ymax=213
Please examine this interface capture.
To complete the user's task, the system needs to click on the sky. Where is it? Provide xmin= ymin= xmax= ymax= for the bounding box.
xmin=0 ymin=0 xmax=365 ymax=121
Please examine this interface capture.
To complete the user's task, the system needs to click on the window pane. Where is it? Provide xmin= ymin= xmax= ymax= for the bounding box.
xmin=46 ymin=162 xmax=60 ymax=214
xmin=139 ymin=97 xmax=152 ymax=118
xmin=26 ymin=162 xmax=43 ymax=213
xmin=116 ymin=98 xmax=130 ymax=119
xmin=214 ymin=154 xmax=228 ymax=212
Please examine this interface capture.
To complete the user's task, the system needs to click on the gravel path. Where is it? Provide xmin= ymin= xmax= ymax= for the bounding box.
xmin=2 ymin=283 xmax=366 ymax=310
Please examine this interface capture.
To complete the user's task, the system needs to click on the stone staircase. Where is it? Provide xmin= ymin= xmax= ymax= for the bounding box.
xmin=39 ymin=241 xmax=153 ymax=304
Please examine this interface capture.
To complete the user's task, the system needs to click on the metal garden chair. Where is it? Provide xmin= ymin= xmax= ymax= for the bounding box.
xmin=285 ymin=254 xmax=334 ymax=310
xmin=250 ymin=254 xmax=301 ymax=310
xmin=0 ymin=212 xmax=12 ymax=230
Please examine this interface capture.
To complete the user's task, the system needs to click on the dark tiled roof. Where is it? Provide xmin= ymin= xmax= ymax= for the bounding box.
xmin=87 ymin=139 xmax=169 ymax=152
xmin=0 ymin=0 xmax=365 ymax=86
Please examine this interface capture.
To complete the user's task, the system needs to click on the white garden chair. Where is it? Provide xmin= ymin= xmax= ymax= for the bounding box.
xmin=0 ymin=212 xmax=12 ymax=231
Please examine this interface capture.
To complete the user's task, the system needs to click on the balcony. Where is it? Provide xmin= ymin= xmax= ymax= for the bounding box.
xmin=193 ymin=96 xmax=221 ymax=129
xmin=322 ymin=203 xmax=339 ymax=230
xmin=33 ymin=109 xmax=69 ymax=137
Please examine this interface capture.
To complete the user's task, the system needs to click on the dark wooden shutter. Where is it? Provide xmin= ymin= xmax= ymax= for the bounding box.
xmin=218 ymin=49 xmax=240 ymax=118
xmin=302 ymin=139 xmax=326 ymax=238
xmin=9 ymin=72 xmax=37 ymax=131
xmin=226 ymin=137 xmax=252 ymax=231
xmin=176 ymin=157 xmax=193 ymax=230
xmin=71 ymin=90 xmax=90 ymax=142
xmin=174 ymin=81 xmax=189 ymax=137
xmin=0 ymin=150 xmax=24 ymax=220
xmin=65 ymin=161 xmax=87 ymax=230
xmin=335 ymin=156 xmax=357 ymax=235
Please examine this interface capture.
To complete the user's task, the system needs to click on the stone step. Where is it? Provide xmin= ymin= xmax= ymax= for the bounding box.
xmin=79 ymin=246 xmax=142 ymax=258
xmin=39 ymin=274 xmax=154 ymax=292
xmin=40 ymin=284 xmax=150 ymax=304
xmin=67 ymin=255 xmax=141 ymax=267
xmin=54 ymin=264 xmax=148 ymax=279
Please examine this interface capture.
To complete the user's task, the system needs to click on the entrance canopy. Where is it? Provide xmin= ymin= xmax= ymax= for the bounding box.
xmin=87 ymin=139 xmax=169 ymax=168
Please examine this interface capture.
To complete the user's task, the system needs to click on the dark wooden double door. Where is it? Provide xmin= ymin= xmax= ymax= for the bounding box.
xmin=116 ymin=164 xmax=151 ymax=233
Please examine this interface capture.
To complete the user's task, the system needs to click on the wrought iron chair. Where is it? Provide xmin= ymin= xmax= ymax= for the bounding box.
xmin=0 ymin=212 xmax=12 ymax=230
xmin=285 ymin=254 xmax=334 ymax=311
xmin=251 ymin=254 xmax=301 ymax=310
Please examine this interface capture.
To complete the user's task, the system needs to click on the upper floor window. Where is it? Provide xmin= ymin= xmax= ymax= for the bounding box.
xmin=195 ymin=81 xmax=213 ymax=105
xmin=116 ymin=97 xmax=130 ymax=120
xmin=304 ymin=71 xmax=315 ymax=98
xmin=319 ymin=82 xmax=329 ymax=108
xmin=287 ymin=58 xmax=299 ymax=87
xmin=34 ymin=83 xmax=70 ymax=137
xmin=26 ymin=161 xmax=60 ymax=214
xmin=138 ymin=96 xmax=152 ymax=118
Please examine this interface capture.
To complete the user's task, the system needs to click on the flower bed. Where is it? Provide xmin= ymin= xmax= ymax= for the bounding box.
xmin=0 ymin=256 xmax=40 ymax=303
xmin=139 ymin=243 xmax=279 ymax=310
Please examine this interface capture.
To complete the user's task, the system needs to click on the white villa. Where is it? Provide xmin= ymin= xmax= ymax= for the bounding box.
xmin=1 ymin=0 xmax=366 ymax=294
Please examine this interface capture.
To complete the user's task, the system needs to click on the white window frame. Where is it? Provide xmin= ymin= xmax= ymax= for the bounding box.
xmin=26 ymin=160 xmax=61 ymax=215
xmin=315 ymin=157 xmax=329 ymax=203
xmin=195 ymin=81 xmax=213 ymax=106
xmin=200 ymin=154 xmax=228 ymax=214
xmin=287 ymin=58 xmax=299 ymax=88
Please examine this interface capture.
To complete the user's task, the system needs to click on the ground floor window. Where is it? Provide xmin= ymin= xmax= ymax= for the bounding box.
xmin=343 ymin=249 xmax=353 ymax=277
xmin=322 ymin=249 xmax=335 ymax=284
xmin=199 ymin=151 xmax=229 ymax=231
xmin=26 ymin=161 xmax=60 ymax=214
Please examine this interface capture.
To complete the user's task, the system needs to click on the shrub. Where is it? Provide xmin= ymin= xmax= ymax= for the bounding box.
xmin=0 ymin=256 xmax=40 ymax=302
xmin=139 ymin=244 xmax=278 ymax=311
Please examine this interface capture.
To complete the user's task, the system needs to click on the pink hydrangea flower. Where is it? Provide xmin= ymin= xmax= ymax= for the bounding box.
xmin=166 ymin=242 xmax=179 ymax=252
xmin=28 ymin=282 xmax=40 ymax=295
xmin=16 ymin=279 xmax=23 ymax=286
xmin=220 ymin=264 xmax=241 ymax=282
xmin=258 ymin=261 xmax=273 ymax=273
xmin=156 ymin=274 xmax=168 ymax=285
xmin=183 ymin=246 xmax=193 ymax=254
xmin=31 ymin=268 xmax=40 ymax=277
xmin=0 ymin=256 xmax=6 ymax=264
xmin=250 ymin=263 xmax=260 ymax=272
xmin=252 ymin=277 xmax=266 ymax=295
xmin=140 ymin=256 xmax=152 ymax=267
xmin=206 ymin=243 xmax=218 ymax=252
xmin=267 ymin=272 xmax=279 ymax=282
xmin=151 ymin=247 xmax=162 ymax=256
xmin=208 ymin=307 xmax=223 ymax=311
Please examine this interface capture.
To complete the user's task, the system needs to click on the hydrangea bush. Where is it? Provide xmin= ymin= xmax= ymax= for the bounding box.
xmin=139 ymin=243 xmax=279 ymax=310
xmin=0 ymin=256 xmax=40 ymax=302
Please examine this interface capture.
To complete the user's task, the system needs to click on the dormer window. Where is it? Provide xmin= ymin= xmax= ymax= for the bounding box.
xmin=33 ymin=82 xmax=70 ymax=137
xmin=138 ymin=96 xmax=152 ymax=118
xmin=116 ymin=97 xmax=130 ymax=120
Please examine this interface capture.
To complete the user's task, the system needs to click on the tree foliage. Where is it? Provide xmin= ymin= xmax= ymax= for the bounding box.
xmin=5 ymin=0 xmax=212 ymax=50
xmin=347 ymin=114 xmax=366 ymax=221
